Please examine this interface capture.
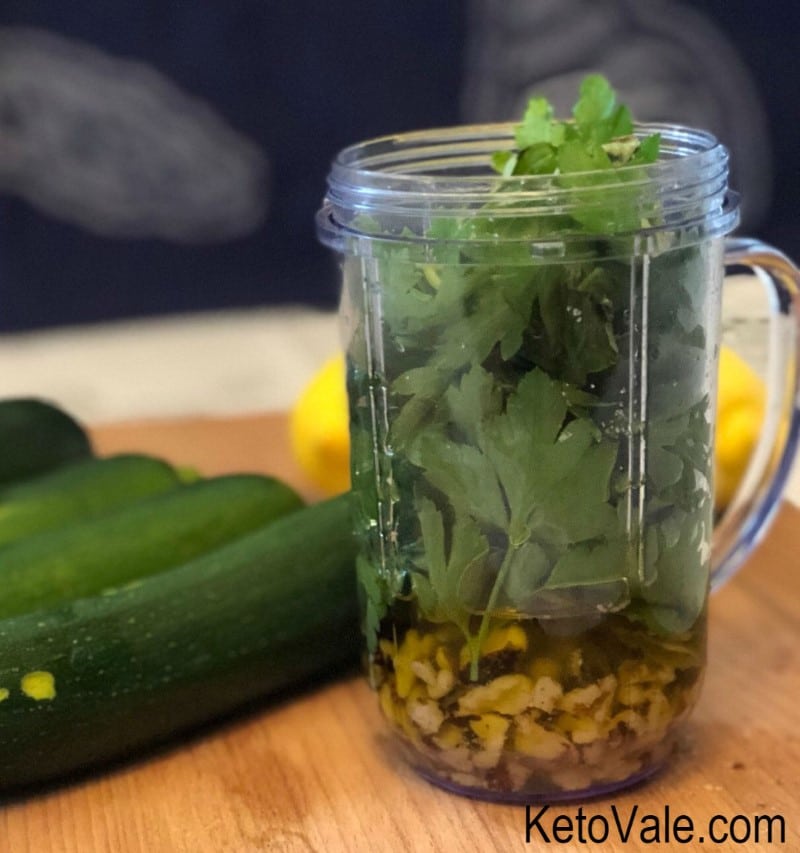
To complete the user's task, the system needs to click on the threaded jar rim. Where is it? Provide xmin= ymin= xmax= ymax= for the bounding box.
xmin=317 ymin=122 xmax=739 ymax=253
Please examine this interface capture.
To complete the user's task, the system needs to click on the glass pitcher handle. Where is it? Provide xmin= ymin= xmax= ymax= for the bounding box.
xmin=711 ymin=238 xmax=800 ymax=588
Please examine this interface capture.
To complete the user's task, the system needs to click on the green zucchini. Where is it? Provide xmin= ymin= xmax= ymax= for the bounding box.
xmin=0 ymin=398 xmax=92 ymax=485
xmin=0 ymin=494 xmax=359 ymax=791
xmin=0 ymin=473 xmax=303 ymax=620
xmin=0 ymin=454 xmax=183 ymax=547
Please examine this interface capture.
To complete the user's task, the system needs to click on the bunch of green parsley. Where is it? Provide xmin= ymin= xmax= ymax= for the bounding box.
xmin=353 ymin=76 xmax=711 ymax=678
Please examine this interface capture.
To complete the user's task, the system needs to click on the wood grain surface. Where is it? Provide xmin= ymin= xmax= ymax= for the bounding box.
xmin=0 ymin=413 xmax=797 ymax=852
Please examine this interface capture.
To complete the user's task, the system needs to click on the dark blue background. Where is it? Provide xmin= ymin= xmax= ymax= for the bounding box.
xmin=0 ymin=2 xmax=466 ymax=330
xmin=690 ymin=0 xmax=799 ymax=257
xmin=0 ymin=2 xmax=795 ymax=331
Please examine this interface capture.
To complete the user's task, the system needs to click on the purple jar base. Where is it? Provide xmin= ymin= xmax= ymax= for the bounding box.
xmin=413 ymin=761 xmax=665 ymax=805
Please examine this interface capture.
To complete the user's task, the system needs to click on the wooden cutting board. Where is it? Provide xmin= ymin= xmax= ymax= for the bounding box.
xmin=1 ymin=413 xmax=797 ymax=852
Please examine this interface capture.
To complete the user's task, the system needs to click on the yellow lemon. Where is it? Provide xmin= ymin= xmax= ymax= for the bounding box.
xmin=714 ymin=345 xmax=766 ymax=510
xmin=290 ymin=354 xmax=350 ymax=495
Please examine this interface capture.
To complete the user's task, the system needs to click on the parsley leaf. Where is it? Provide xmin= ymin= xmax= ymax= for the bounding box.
xmin=487 ymin=74 xmax=662 ymax=238
xmin=410 ymin=372 xmax=621 ymax=593
xmin=572 ymin=74 xmax=618 ymax=128
xmin=515 ymin=97 xmax=567 ymax=149
xmin=357 ymin=554 xmax=391 ymax=655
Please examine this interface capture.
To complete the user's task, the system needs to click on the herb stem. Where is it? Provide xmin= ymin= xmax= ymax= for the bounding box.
xmin=470 ymin=542 xmax=519 ymax=680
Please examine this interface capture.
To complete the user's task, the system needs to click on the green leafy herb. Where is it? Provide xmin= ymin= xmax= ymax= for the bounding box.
xmin=406 ymin=368 xmax=624 ymax=676
xmin=493 ymin=73 xmax=660 ymax=181
xmin=412 ymin=498 xmax=488 ymax=665
xmin=349 ymin=75 xmax=711 ymax=672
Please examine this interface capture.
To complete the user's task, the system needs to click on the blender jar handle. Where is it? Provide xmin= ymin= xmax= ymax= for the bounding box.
xmin=711 ymin=237 xmax=800 ymax=588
